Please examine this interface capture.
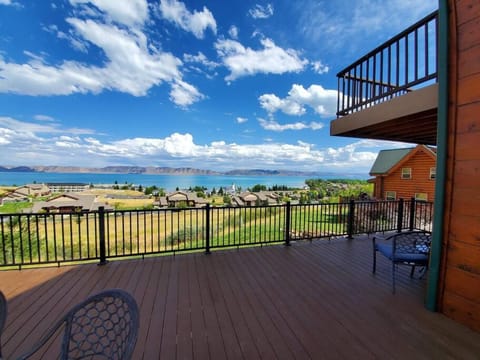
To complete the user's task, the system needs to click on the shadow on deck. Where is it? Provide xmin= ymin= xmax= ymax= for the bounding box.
xmin=1 ymin=235 xmax=479 ymax=359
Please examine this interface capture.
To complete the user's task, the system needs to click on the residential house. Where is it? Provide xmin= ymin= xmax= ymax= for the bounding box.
xmin=156 ymin=191 xmax=207 ymax=208
xmin=14 ymin=183 xmax=51 ymax=197
xmin=369 ymin=145 xmax=436 ymax=201
xmin=330 ymin=1 xmax=480 ymax=331
xmin=0 ymin=191 xmax=29 ymax=205
xmin=231 ymin=191 xmax=280 ymax=206
xmin=1 ymin=183 xmax=51 ymax=205
xmin=30 ymin=193 xmax=112 ymax=213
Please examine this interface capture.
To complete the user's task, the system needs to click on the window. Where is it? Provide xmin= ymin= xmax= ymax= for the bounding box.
xmin=401 ymin=167 xmax=412 ymax=179
xmin=430 ymin=167 xmax=436 ymax=180
xmin=385 ymin=191 xmax=396 ymax=200
xmin=415 ymin=193 xmax=428 ymax=202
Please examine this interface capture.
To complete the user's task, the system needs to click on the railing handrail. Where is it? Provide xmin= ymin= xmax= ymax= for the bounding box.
xmin=336 ymin=10 xmax=438 ymax=77
xmin=336 ymin=10 xmax=438 ymax=116
xmin=0 ymin=199 xmax=434 ymax=268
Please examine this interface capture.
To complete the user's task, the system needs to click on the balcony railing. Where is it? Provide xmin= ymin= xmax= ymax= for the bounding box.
xmin=0 ymin=199 xmax=433 ymax=268
xmin=336 ymin=11 xmax=438 ymax=116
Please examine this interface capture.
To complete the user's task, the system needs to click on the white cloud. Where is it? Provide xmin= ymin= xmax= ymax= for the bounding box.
xmin=0 ymin=117 xmax=387 ymax=171
xmin=259 ymin=84 xmax=337 ymax=118
xmin=0 ymin=0 xmax=20 ymax=7
xmin=215 ymin=38 xmax=308 ymax=81
xmin=159 ymin=0 xmax=217 ymax=39
xmin=0 ymin=116 xmax=94 ymax=135
xmin=69 ymin=0 xmax=149 ymax=27
xmin=183 ymin=51 xmax=219 ymax=70
xmin=311 ymin=60 xmax=329 ymax=74
xmin=169 ymin=79 xmax=204 ymax=107
xmin=0 ymin=10 xmax=204 ymax=106
xmin=228 ymin=25 xmax=239 ymax=39
xmin=249 ymin=4 xmax=274 ymax=19
xmin=34 ymin=115 xmax=55 ymax=122
xmin=258 ymin=94 xmax=305 ymax=116
xmin=236 ymin=117 xmax=248 ymax=124
xmin=258 ymin=118 xmax=323 ymax=132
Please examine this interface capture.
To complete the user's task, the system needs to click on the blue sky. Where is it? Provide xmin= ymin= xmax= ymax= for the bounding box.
xmin=0 ymin=0 xmax=437 ymax=173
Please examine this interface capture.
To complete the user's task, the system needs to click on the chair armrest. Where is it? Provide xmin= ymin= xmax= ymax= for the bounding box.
xmin=372 ymin=234 xmax=387 ymax=251
xmin=373 ymin=234 xmax=386 ymax=242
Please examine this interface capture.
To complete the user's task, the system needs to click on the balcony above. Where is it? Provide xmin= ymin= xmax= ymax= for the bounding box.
xmin=330 ymin=11 xmax=438 ymax=145
xmin=331 ymin=83 xmax=437 ymax=144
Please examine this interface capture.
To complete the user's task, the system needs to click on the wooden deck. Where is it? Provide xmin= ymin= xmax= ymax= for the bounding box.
xmin=1 ymin=236 xmax=480 ymax=359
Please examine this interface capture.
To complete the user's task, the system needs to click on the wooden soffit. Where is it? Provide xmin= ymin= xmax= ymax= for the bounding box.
xmin=330 ymin=83 xmax=438 ymax=145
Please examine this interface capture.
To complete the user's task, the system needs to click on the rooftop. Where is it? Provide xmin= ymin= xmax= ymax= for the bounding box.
xmin=2 ymin=236 xmax=480 ymax=359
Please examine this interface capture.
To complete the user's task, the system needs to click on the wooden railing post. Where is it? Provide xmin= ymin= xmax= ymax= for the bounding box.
xmin=347 ymin=199 xmax=355 ymax=239
xmin=396 ymin=199 xmax=404 ymax=232
xmin=409 ymin=197 xmax=416 ymax=231
xmin=98 ymin=206 xmax=108 ymax=265
xmin=205 ymin=204 xmax=211 ymax=254
xmin=285 ymin=202 xmax=291 ymax=246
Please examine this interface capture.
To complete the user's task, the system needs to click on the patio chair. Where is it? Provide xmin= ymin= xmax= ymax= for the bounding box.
xmin=0 ymin=290 xmax=6 ymax=360
xmin=17 ymin=289 xmax=139 ymax=360
xmin=372 ymin=230 xmax=431 ymax=293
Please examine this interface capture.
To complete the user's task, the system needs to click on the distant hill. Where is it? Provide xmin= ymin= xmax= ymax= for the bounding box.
xmin=224 ymin=169 xmax=318 ymax=176
xmin=0 ymin=166 xmax=36 ymax=172
xmin=0 ymin=165 xmax=220 ymax=175
xmin=0 ymin=165 xmax=347 ymax=177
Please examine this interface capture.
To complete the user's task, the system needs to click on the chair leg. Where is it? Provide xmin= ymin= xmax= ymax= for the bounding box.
xmin=372 ymin=249 xmax=377 ymax=274
xmin=410 ymin=265 xmax=416 ymax=278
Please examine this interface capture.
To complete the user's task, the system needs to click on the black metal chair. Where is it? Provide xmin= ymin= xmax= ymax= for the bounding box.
xmin=373 ymin=230 xmax=431 ymax=293
xmin=0 ymin=290 xmax=6 ymax=360
xmin=17 ymin=289 xmax=139 ymax=360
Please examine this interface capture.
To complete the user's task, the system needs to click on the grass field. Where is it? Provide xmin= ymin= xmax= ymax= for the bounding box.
xmin=0 ymin=204 xmax=348 ymax=266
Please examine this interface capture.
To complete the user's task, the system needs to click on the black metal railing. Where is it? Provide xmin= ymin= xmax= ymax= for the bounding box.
xmin=336 ymin=11 xmax=438 ymax=116
xmin=0 ymin=199 xmax=433 ymax=268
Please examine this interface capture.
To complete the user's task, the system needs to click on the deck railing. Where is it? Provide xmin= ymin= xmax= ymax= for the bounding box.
xmin=0 ymin=199 xmax=433 ymax=268
xmin=336 ymin=11 xmax=438 ymax=116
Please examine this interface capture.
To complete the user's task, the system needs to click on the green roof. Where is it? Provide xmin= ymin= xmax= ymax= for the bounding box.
xmin=369 ymin=148 xmax=414 ymax=175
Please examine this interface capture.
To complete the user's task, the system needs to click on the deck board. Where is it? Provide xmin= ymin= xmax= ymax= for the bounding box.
xmin=2 ymin=236 xmax=480 ymax=359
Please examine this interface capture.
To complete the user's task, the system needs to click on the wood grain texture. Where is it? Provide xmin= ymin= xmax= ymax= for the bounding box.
xmin=2 ymin=238 xmax=480 ymax=359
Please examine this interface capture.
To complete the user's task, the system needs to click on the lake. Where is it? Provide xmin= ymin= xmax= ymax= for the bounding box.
xmin=0 ymin=172 xmax=367 ymax=191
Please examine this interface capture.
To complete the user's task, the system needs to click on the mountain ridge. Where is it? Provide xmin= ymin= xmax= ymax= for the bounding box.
xmin=0 ymin=165 xmax=322 ymax=176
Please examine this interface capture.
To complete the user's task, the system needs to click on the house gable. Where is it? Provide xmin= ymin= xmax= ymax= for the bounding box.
xmin=386 ymin=145 xmax=436 ymax=176
xmin=370 ymin=145 xmax=437 ymax=201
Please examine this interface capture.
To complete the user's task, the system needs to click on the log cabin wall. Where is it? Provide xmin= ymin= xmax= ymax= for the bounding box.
xmin=439 ymin=0 xmax=480 ymax=331
xmin=381 ymin=150 xmax=436 ymax=202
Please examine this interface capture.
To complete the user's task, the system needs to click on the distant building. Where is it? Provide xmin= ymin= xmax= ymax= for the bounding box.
xmin=47 ymin=183 xmax=90 ymax=193
xmin=0 ymin=183 xmax=51 ymax=205
xmin=369 ymin=144 xmax=436 ymax=201
xmin=231 ymin=191 xmax=280 ymax=206
xmin=156 ymin=191 xmax=208 ymax=208
xmin=15 ymin=183 xmax=51 ymax=197
xmin=30 ymin=193 xmax=112 ymax=213
xmin=1 ymin=191 xmax=29 ymax=205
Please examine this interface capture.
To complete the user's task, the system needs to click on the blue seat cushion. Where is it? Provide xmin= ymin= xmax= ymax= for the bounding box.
xmin=375 ymin=243 xmax=428 ymax=264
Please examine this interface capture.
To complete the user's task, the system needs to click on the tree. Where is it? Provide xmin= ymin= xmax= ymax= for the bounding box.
xmin=251 ymin=184 xmax=267 ymax=192
xmin=144 ymin=185 xmax=158 ymax=195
